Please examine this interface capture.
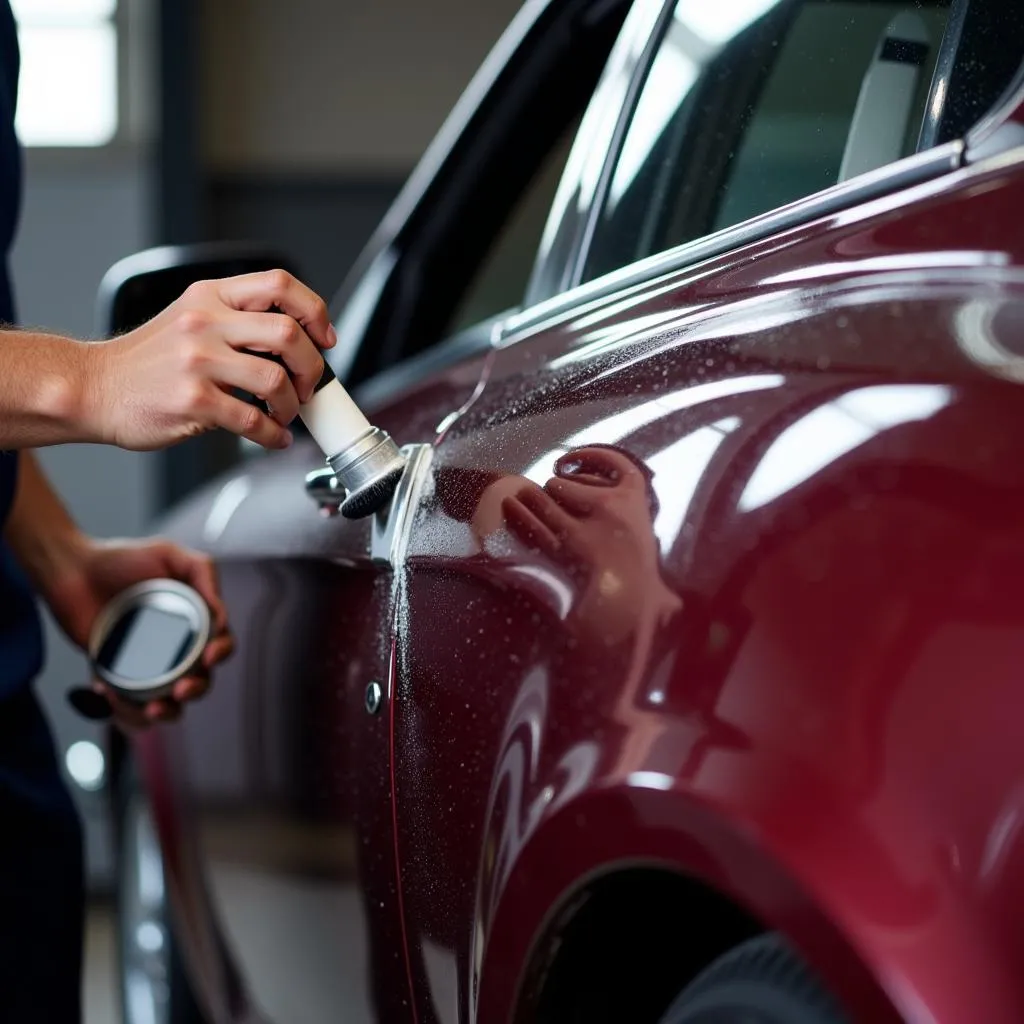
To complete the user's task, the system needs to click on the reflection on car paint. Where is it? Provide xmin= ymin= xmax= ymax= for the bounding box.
xmin=648 ymin=416 xmax=740 ymax=556
xmin=139 ymin=44 xmax=1024 ymax=1024
xmin=520 ymin=374 xmax=784 ymax=484
xmin=202 ymin=476 xmax=253 ymax=544
xmin=739 ymin=384 xmax=953 ymax=511
xmin=761 ymin=248 xmax=1010 ymax=286
xmin=955 ymin=295 xmax=1024 ymax=383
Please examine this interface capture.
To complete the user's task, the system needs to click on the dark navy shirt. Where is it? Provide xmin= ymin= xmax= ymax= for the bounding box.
xmin=0 ymin=12 xmax=84 ymax=1019
xmin=0 ymin=0 xmax=45 ymax=700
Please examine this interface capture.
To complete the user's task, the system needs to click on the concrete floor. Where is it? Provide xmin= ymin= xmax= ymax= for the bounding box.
xmin=84 ymin=901 xmax=121 ymax=1024
xmin=83 ymin=871 xmax=374 ymax=1024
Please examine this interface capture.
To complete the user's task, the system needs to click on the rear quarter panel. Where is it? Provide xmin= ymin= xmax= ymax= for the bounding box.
xmin=388 ymin=150 xmax=1024 ymax=1024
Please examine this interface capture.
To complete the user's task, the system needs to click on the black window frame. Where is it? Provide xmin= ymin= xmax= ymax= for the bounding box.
xmin=328 ymin=0 xmax=632 ymax=396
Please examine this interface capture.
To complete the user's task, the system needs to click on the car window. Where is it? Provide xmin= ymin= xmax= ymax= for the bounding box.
xmin=924 ymin=0 xmax=1024 ymax=147
xmin=583 ymin=0 xmax=953 ymax=284
xmin=446 ymin=115 xmax=581 ymax=335
xmin=339 ymin=0 xmax=632 ymax=388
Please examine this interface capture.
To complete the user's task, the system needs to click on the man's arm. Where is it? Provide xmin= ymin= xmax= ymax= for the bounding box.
xmin=3 ymin=449 xmax=85 ymax=593
xmin=0 ymin=269 xmax=336 ymax=451
xmin=0 ymin=329 xmax=103 ymax=449
xmin=5 ymin=450 xmax=234 ymax=726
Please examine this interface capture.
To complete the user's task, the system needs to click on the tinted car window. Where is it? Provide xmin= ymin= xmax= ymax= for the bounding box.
xmin=446 ymin=116 xmax=580 ymax=335
xmin=923 ymin=0 xmax=1024 ymax=147
xmin=584 ymin=0 xmax=952 ymax=283
xmin=340 ymin=0 xmax=632 ymax=387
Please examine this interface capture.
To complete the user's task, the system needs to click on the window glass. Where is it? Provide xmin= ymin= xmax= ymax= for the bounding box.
xmin=446 ymin=115 xmax=580 ymax=335
xmin=12 ymin=1 xmax=118 ymax=146
xmin=927 ymin=0 xmax=1024 ymax=147
xmin=584 ymin=0 xmax=951 ymax=283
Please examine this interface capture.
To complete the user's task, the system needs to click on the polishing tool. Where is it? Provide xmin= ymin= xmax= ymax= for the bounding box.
xmin=255 ymin=352 xmax=406 ymax=519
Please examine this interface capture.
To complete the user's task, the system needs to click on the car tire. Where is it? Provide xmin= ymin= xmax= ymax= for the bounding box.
xmin=116 ymin=759 xmax=206 ymax=1024
xmin=658 ymin=933 xmax=848 ymax=1024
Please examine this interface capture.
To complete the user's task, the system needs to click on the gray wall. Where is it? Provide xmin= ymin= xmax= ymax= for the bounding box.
xmin=207 ymin=173 xmax=404 ymax=304
xmin=200 ymin=0 xmax=524 ymax=174
xmin=10 ymin=149 xmax=157 ymax=886
xmin=199 ymin=0 xmax=523 ymax=304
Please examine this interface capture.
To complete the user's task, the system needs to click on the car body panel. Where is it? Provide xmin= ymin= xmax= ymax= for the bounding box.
xmin=383 ymin=151 xmax=1024 ymax=1024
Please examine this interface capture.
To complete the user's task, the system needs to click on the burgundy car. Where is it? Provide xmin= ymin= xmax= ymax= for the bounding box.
xmin=101 ymin=0 xmax=1024 ymax=1021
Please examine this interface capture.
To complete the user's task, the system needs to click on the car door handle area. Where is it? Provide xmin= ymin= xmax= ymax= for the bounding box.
xmin=304 ymin=466 xmax=345 ymax=517
xmin=371 ymin=443 xmax=433 ymax=568
xmin=305 ymin=443 xmax=434 ymax=567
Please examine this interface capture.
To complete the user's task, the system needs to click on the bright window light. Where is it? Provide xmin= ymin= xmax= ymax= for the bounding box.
xmin=12 ymin=4 xmax=117 ymax=147
xmin=10 ymin=0 xmax=115 ymax=21
xmin=677 ymin=0 xmax=780 ymax=46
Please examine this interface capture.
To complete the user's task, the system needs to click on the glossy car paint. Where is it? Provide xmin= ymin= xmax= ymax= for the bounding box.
xmin=373 ymin=142 xmax=1024 ymax=1024
xmin=136 ymin=129 xmax=1024 ymax=1024
xmin=125 ymin=27 xmax=1024 ymax=1024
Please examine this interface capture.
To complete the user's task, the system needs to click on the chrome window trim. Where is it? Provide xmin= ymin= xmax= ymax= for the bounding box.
xmin=917 ymin=0 xmax=970 ymax=151
xmin=501 ymin=139 xmax=964 ymax=342
xmin=523 ymin=0 xmax=673 ymax=307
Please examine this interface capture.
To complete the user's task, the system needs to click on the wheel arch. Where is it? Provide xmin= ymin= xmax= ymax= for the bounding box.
xmin=472 ymin=783 xmax=905 ymax=1024
xmin=517 ymin=863 xmax=764 ymax=1023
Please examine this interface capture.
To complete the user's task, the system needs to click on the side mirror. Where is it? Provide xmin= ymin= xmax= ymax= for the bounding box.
xmin=96 ymin=241 xmax=301 ymax=336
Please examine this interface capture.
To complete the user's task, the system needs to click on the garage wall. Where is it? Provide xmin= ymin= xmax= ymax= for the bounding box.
xmin=198 ymin=0 xmax=524 ymax=300
xmin=200 ymin=0 xmax=524 ymax=173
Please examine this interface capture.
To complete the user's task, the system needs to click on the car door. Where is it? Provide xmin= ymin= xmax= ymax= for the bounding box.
xmin=388 ymin=1 xmax=1024 ymax=1021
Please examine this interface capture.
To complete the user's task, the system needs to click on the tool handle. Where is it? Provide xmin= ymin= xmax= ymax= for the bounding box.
xmin=248 ymin=348 xmax=336 ymax=390
xmin=245 ymin=349 xmax=336 ymax=419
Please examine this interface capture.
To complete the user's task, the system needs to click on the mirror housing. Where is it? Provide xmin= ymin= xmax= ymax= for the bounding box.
xmin=96 ymin=241 xmax=301 ymax=336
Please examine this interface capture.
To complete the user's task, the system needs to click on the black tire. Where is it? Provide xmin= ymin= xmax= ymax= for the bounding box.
xmin=115 ymin=758 xmax=207 ymax=1024
xmin=658 ymin=933 xmax=849 ymax=1024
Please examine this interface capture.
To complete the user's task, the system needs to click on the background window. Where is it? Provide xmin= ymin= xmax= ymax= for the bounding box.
xmin=583 ymin=0 xmax=951 ymax=283
xmin=11 ymin=0 xmax=118 ymax=146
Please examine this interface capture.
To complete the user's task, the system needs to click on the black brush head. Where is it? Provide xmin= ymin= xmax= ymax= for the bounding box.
xmin=341 ymin=465 xmax=405 ymax=519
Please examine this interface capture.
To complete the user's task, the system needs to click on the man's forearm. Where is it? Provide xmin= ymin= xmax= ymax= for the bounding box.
xmin=3 ymin=450 xmax=86 ymax=594
xmin=0 ymin=329 xmax=99 ymax=448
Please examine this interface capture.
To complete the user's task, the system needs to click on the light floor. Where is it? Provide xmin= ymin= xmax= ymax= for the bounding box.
xmin=83 ymin=877 xmax=375 ymax=1024
xmin=84 ymin=901 xmax=121 ymax=1024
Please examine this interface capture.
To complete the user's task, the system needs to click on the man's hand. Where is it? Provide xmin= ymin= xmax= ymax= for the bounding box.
xmin=85 ymin=269 xmax=336 ymax=452
xmin=40 ymin=535 xmax=233 ymax=729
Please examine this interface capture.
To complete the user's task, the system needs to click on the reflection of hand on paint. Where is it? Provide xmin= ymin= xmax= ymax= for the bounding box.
xmin=501 ymin=446 xmax=681 ymax=644
xmin=470 ymin=473 xmax=530 ymax=545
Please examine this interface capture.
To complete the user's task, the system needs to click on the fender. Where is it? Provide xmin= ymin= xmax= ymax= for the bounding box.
xmin=475 ymin=773 xmax=1020 ymax=1024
